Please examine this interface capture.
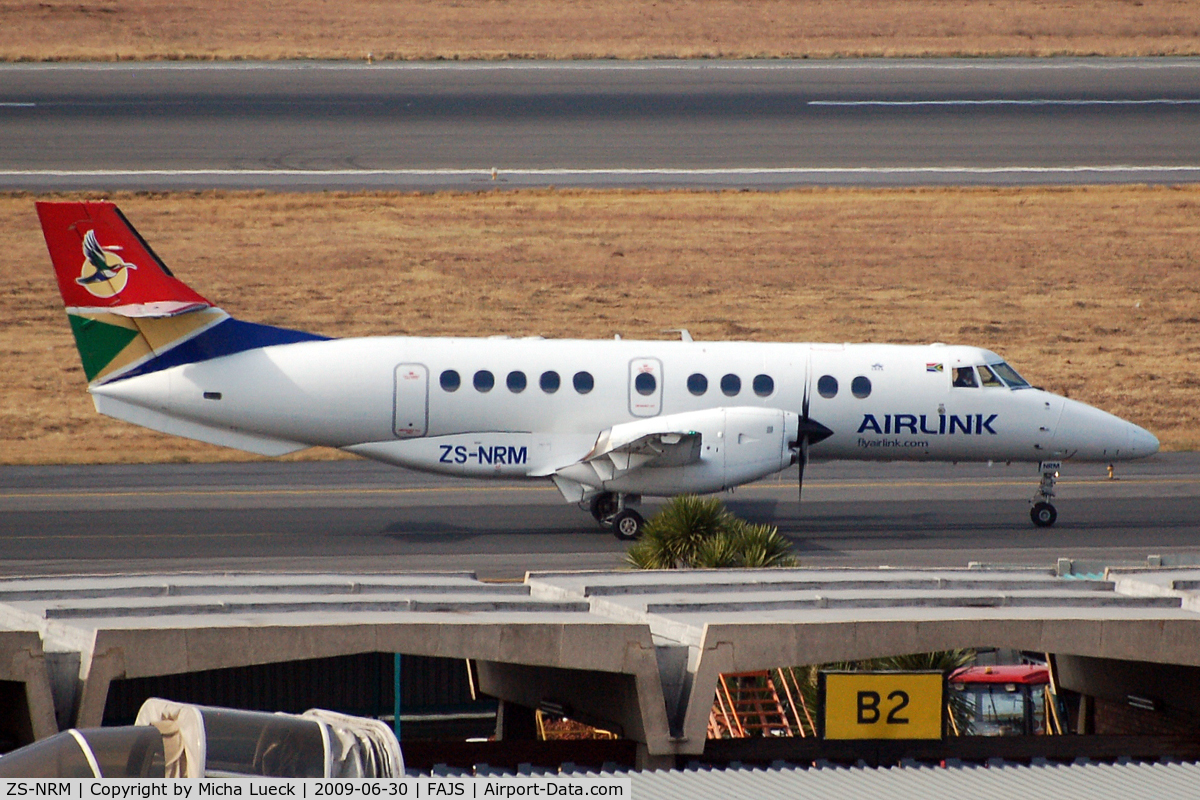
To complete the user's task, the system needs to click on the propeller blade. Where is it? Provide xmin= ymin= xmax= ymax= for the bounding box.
xmin=797 ymin=443 xmax=804 ymax=503
xmin=798 ymin=350 xmax=816 ymax=505
xmin=798 ymin=436 xmax=808 ymax=503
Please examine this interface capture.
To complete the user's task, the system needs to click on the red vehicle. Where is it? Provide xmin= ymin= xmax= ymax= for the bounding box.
xmin=950 ymin=665 xmax=1051 ymax=736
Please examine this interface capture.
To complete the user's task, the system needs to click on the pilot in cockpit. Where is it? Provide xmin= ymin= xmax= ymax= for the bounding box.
xmin=952 ymin=366 xmax=977 ymax=388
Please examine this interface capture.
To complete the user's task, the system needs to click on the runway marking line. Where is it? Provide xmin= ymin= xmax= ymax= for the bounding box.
xmin=810 ymin=99 xmax=1200 ymax=107
xmin=4 ymin=60 xmax=1200 ymax=73
xmin=0 ymin=484 xmax=558 ymax=500
xmin=0 ymin=531 xmax=312 ymax=541
xmin=5 ymin=166 xmax=1200 ymax=178
xmin=1 ymin=476 xmax=1194 ymax=501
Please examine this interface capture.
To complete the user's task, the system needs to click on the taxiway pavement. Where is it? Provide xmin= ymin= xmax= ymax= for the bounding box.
xmin=3 ymin=455 xmax=1197 ymax=579
xmin=2 ymin=58 xmax=1199 ymax=190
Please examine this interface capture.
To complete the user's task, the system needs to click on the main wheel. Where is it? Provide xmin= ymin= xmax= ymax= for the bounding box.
xmin=1030 ymin=502 xmax=1057 ymax=527
xmin=611 ymin=509 xmax=645 ymax=541
xmin=589 ymin=492 xmax=619 ymax=529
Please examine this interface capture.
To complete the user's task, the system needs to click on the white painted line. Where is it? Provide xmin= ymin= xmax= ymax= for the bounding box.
xmin=810 ymin=99 xmax=1200 ymax=107
xmin=3 ymin=166 xmax=1200 ymax=177
xmin=0 ymin=102 xmax=35 ymax=107
xmin=2 ymin=59 xmax=1200 ymax=73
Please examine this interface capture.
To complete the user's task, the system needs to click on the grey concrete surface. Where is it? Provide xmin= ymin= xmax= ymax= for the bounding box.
xmin=5 ymin=566 xmax=1200 ymax=756
xmin=1 ymin=455 xmax=1197 ymax=580
xmin=2 ymin=58 xmax=1199 ymax=189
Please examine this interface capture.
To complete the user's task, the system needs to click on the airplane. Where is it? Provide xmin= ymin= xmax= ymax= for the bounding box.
xmin=38 ymin=201 xmax=1160 ymax=539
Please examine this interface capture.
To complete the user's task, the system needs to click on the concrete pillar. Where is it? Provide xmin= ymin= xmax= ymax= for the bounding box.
xmin=0 ymin=632 xmax=58 ymax=747
xmin=74 ymin=646 xmax=124 ymax=729
xmin=44 ymin=653 xmax=81 ymax=732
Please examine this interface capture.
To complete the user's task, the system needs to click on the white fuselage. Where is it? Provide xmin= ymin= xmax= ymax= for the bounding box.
xmin=90 ymin=337 xmax=1159 ymax=497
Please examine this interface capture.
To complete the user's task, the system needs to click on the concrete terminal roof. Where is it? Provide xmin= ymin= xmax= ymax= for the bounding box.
xmin=2 ymin=565 xmax=1200 ymax=759
xmin=527 ymin=568 xmax=1185 ymax=646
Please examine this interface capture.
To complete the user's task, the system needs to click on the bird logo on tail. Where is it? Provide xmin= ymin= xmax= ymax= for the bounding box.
xmin=76 ymin=229 xmax=137 ymax=298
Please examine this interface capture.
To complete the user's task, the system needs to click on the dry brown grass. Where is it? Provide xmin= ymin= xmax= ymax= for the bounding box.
xmin=1 ymin=1 xmax=1198 ymax=61
xmin=3 ymin=186 xmax=1198 ymax=464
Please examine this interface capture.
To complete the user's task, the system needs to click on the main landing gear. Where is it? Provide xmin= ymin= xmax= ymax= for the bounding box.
xmin=1030 ymin=461 xmax=1060 ymax=528
xmin=588 ymin=492 xmax=645 ymax=540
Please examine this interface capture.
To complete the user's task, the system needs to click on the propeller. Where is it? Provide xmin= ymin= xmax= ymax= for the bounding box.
xmin=793 ymin=418 xmax=834 ymax=503
xmin=793 ymin=356 xmax=834 ymax=504
xmin=798 ymin=378 xmax=810 ymax=503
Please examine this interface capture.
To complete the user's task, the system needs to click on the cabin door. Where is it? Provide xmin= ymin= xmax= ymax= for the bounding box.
xmin=394 ymin=363 xmax=429 ymax=438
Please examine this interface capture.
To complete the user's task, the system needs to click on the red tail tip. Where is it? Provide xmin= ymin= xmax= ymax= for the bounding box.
xmin=38 ymin=201 xmax=211 ymax=315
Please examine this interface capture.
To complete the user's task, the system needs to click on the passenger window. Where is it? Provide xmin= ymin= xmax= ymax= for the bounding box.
xmin=977 ymin=365 xmax=1004 ymax=387
xmin=817 ymin=375 xmax=838 ymax=398
xmin=851 ymin=376 xmax=872 ymax=398
xmin=440 ymin=370 xmax=461 ymax=392
xmin=635 ymin=372 xmax=657 ymax=396
xmin=753 ymin=374 xmax=774 ymax=397
xmin=540 ymin=370 xmax=560 ymax=394
xmin=507 ymin=370 xmax=527 ymax=393
xmin=573 ymin=371 xmax=594 ymax=394
xmin=721 ymin=374 xmax=741 ymax=396
xmin=952 ymin=367 xmax=978 ymax=388
xmin=687 ymin=373 xmax=708 ymax=396
xmin=474 ymin=370 xmax=495 ymax=392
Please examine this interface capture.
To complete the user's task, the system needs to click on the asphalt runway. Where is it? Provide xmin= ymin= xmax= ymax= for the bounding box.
xmin=3 ymin=454 xmax=1197 ymax=579
xmin=2 ymin=58 xmax=1200 ymax=190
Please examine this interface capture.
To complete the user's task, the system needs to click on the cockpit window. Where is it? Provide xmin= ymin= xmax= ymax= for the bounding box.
xmin=977 ymin=364 xmax=1004 ymax=387
xmin=991 ymin=361 xmax=1030 ymax=388
xmin=952 ymin=367 xmax=977 ymax=388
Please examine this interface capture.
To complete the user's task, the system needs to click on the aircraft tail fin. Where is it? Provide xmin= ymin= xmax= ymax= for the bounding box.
xmin=39 ymin=201 xmax=213 ymax=318
xmin=38 ymin=201 xmax=327 ymax=385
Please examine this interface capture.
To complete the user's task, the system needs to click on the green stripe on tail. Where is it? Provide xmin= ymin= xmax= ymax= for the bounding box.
xmin=68 ymin=314 xmax=141 ymax=382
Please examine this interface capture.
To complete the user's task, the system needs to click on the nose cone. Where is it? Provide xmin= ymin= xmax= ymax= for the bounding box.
xmin=1125 ymin=421 xmax=1160 ymax=459
xmin=1052 ymin=398 xmax=1159 ymax=461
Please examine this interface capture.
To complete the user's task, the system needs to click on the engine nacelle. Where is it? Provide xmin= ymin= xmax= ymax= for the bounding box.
xmin=564 ymin=406 xmax=799 ymax=496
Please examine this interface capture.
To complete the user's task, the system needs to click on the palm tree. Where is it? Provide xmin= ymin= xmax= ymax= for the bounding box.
xmin=625 ymin=495 xmax=797 ymax=569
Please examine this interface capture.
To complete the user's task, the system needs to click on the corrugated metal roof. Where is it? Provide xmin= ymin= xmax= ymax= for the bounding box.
xmin=429 ymin=761 xmax=1200 ymax=800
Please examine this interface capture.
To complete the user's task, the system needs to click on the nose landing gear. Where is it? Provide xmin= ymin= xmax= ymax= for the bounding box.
xmin=588 ymin=491 xmax=645 ymax=540
xmin=1031 ymin=461 xmax=1060 ymax=527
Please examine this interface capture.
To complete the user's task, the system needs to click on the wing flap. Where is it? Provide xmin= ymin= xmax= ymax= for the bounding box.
xmin=553 ymin=419 xmax=704 ymax=489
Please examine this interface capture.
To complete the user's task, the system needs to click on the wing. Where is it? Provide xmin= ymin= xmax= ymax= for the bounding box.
xmin=580 ymin=428 xmax=703 ymax=480
xmin=544 ymin=416 xmax=704 ymax=497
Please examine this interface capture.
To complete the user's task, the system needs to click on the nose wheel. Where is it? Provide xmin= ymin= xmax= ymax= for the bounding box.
xmin=588 ymin=492 xmax=645 ymax=540
xmin=1031 ymin=502 xmax=1057 ymax=527
xmin=1030 ymin=461 xmax=1060 ymax=527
